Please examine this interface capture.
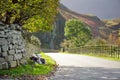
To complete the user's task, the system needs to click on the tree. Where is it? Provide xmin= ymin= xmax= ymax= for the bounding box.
xmin=0 ymin=0 xmax=59 ymax=32
xmin=64 ymin=19 xmax=92 ymax=47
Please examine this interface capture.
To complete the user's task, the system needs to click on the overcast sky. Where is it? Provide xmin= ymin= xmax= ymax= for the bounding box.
xmin=60 ymin=0 xmax=120 ymax=19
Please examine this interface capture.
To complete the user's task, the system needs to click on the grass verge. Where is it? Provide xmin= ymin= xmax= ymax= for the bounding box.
xmin=83 ymin=53 xmax=120 ymax=61
xmin=62 ymin=52 xmax=120 ymax=61
xmin=0 ymin=52 xmax=56 ymax=78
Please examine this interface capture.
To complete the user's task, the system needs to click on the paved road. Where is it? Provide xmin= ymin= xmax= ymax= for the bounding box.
xmin=46 ymin=53 xmax=120 ymax=80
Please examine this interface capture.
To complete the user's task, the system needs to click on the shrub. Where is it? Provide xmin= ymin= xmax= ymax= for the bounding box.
xmin=60 ymin=39 xmax=75 ymax=49
xmin=30 ymin=35 xmax=41 ymax=47
xmin=86 ymin=37 xmax=109 ymax=46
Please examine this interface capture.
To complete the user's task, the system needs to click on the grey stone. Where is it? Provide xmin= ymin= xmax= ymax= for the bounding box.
xmin=15 ymin=36 xmax=19 ymax=40
xmin=0 ymin=48 xmax=1 ymax=53
xmin=2 ymin=52 xmax=8 ymax=57
xmin=7 ymin=31 xmax=13 ymax=35
xmin=11 ymin=40 xmax=16 ymax=45
xmin=0 ymin=26 xmax=5 ymax=30
xmin=20 ymin=59 xmax=27 ymax=65
xmin=14 ymin=54 xmax=22 ymax=60
xmin=18 ymin=41 xmax=22 ymax=46
xmin=5 ymin=55 xmax=14 ymax=61
xmin=21 ymin=48 xmax=25 ymax=53
xmin=0 ymin=22 xmax=4 ymax=26
xmin=2 ymin=45 xmax=9 ymax=52
xmin=7 ymin=32 xmax=14 ymax=36
xmin=16 ymin=25 xmax=22 ymax=31
xmin=1 ymin=62 xmax=9 ymax=69
xmin=0 ymin=34 xmax=7 ymax=38
xmin=5 ymin=24 xmax=9 ymax=29
xmin=8 ymin=50 xmax=15 ymax=55
xmin=8 ymin=39 xmax=14 ymax=44
xmin=17 ymin=31 xmax=21 ymax=35
xmin=14 ymin=44 xmax=18 ymax=49
xmin=17 ymin=46 xmax=21 ymax=50
xmin=16 ymin=60 xmax=20 ymax=66
xmin=7 ymin=35 xmax=12 ymax=39
xmin=17 ymin=50 xmax=21 ymax=53
xmin=0 ymin=58 xmax=5 ymax=63
xmin=22 ymin=53 xmax=26 ymax=57
xmin=9 ymin=61 xmax=17 ymax=68
xmin=13 ymin=31 xmax=18 ymax=34
xmin=0 ymin=38 xmax=8 ymax=45
xmin=9 ymin=44 xmax=13 ymax=50
xmin=15 ymin=49 xmax=18 ymax=54
xmin=0 ymin=64 xmax=2 ymax=69
xmin=13 ymin=35 xmax=17 ymax=40
xmin=4 ymin=30 xmax=10 ymax=33
xmin=0 ymin=31 xmax=5 ymax=35
xmin=10 ymin=24 xmax=16 ymax=30
xmin=0 ymin=53 xmax=1 ymax=57
xmin=16 ymin=49 xmax=22 ymax=54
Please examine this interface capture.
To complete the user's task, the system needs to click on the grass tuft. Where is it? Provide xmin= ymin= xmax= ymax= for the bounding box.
xmin=0 ymin=52 xmax=56 ymax=78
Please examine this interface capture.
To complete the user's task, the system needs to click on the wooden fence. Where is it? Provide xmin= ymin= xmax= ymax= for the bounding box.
xmin=65 ymin=46 xmax=120 ymax=59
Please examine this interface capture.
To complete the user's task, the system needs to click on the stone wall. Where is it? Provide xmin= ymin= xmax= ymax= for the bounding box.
xmin=0 ymin=22 xmax=26 ymax=70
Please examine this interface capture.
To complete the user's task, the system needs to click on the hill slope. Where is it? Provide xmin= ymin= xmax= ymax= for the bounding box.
xmin=59 ymin=4 xmax=105 ymax=37
xmin=34 ymin=4 xmax=120 ymax=49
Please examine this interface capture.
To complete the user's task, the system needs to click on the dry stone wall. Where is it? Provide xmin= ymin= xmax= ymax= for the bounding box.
xmin=0 ymin=22 xmax=26 ymax=70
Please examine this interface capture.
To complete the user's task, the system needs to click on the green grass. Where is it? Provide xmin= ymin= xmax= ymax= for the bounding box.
xmin=0 ymin=52 xmax=56 ymax=77
xmin=62 ymin=52 xmax=120 ymax=61
xmin=84 ymin=53 xmax=120 ymax=61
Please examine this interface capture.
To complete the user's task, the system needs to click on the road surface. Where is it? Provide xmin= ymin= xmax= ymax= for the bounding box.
xmin=46 ymin=53 xmax=120 ymax=80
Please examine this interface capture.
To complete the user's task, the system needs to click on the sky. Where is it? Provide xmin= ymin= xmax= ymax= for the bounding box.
xmin=60 ymin=0 xmax=120 ymax=19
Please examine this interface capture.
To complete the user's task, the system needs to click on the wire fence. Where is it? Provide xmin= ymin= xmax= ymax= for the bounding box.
xmin=65 ymin=46 xmax=120 ymax=59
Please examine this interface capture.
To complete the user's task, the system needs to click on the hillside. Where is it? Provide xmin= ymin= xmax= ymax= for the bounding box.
xmin=51 ymin=4 xmax=111 ymax=48
xmin=59 ymin=4 xmax=105 ymax=37
xmin=34 ymin=4 xmax=120 ymax=49
xmin=58 ymin=4 xmax=120 ymax=45
xmin=103 ymin=19 xmax=120 ymax=44
xmin=103 ymin=19 xmax=120 ymax=29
